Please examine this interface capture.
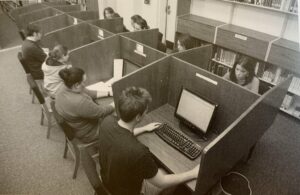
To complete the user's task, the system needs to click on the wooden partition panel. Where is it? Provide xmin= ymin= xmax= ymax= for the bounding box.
xmin=120 ymin=37 xmax=166 ymax=67
xmin=18 ymin=7 xmax=62 ymax=29
xmin=194 ymin=76 xmax=292 ymax=195
xmin=42 ymin=22 xmax=108 ymax=50
xmin=169 ymin=57 xmax=260 ymax=133
xmin=172 ymin=45 xmax=213 ymax=70
xmin=112 ymin=57 xmax=170 ymax=113
xmin=51 ymin=4 xmax=81 ymax=12
xmin=43 ymin=1 xmax=68 ymax=6
xmin=11 ymin=3 xmax=46 ymax=21
xmin=87 ymin=18 xmax=124 ymax=34
xmin=177 ymin=14 xmax=225 ymax=43
xmin=31 ymin=14 xmax=78 ymax=34
xmin=69 ymin=36 xmax=120 ymax=85
xmin=120 ymin=29 xmax=159 ymax=49
xmin=216 ymin=24 xmax=277 ymax=61
xmin=67 ymin=11 xmax=99 ymax=21
xmin=268 ymin=38 xmax=300 ymax=75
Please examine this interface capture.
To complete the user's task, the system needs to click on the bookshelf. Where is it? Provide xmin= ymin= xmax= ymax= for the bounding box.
xmin=221 ymin=0 xmax=298 ymax=15
xmin=176 ymin=12 xmax=300 ymax=120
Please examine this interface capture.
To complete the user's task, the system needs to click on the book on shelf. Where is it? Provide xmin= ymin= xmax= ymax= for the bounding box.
xmin=281 ymin=94 xmax=294 ymax=110
xmin=214 ymin=48 xmax=237 ymax=68
xmin=289 ymin=77 xmax=300 ymax=94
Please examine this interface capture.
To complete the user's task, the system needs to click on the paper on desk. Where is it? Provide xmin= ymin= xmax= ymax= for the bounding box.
xmin=86 ymin=81 xmax=111 ymax=91
xmin=105 ymin=77 xmax=122 ymax=87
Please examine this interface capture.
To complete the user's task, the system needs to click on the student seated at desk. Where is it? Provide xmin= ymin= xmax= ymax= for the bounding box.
xmin=42 ymin=45 xmax=71 ymax=98
xmin=98 ymin=86 xmax=199 ymax=195
xmin=21 ymin=24 xmax=47 ymax=94
xmin=103 ymin=7 xmax=120 ymax=19
xmin=131 ymin=15 xmax=150 ymax=31
xmin=223 ymin=56 xmax=260 ymax=93
xmin=176 ymin=33 xmax=194 ymax=52
xmin=55 ymin=67 xmax=114 ymax=143
xmin=103 ymin=7 xmax=129 ymax=32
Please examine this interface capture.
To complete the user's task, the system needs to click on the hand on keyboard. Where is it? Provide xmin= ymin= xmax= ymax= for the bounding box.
xmin=142 ymin=122 xmax=161 ymax=132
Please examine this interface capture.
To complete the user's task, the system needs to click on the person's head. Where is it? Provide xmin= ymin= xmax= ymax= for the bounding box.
xmin=118 ymin=87 xmax=152 ymax=124
xmin=49 ymin=45 xmax=69 ymax=63
xmin=230 ymin=56 xmax=256 ymax=85
xmin=59 ymin=67 xmax=86 ymax=92
xmin=103 ymin=7 xmax=115 ymax=19
xmin=131 ymin=15 xmax=149 ymax=31
xmin=26 ymin=24 xmax=42 ymax=41
xmin=177 ymin=34 xmax=193 ymax=51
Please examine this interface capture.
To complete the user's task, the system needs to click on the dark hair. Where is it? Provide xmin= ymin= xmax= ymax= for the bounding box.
xmin=229 ymin=56 xmax=256 ymax=85
xmin=177 ymin=34 xmax=193 ymax=50
xmin=131 ymin=15 xmax=142 ymax=23
xmin=118 ymin=87 xmax=152 ymax=122
xmin=131 ymin=15 xmax=149 ymax=30
xmin=49 ymin=45 xmax=68 ymax=60
xmin=26 ymin=24 xmax=41 ymax=37
xmin=59 ymin=67 xmax=84 ymax=88
xmin=103 ymin=7 xmax=114 ymax=18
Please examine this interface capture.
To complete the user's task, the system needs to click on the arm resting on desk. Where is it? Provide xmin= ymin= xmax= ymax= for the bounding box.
xmin=146 ymin=165 xmax=199 ymax=189
xmin=134 ymin=122 xmax=161 ymax=136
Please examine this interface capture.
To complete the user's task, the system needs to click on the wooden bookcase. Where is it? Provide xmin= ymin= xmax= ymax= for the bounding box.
xmin=176 ymin=12 xmax=300 ymax=120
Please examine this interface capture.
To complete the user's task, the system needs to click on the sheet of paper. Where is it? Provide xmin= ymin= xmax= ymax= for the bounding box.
xmin=113 ymin=59 xmax=123 ymax=79
xmin=86 ymin=81 xmax=111 ymax=91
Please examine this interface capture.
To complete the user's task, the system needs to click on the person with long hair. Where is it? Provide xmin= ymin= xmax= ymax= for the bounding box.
xmin=223 ymin=56 xmax=260 ymax=93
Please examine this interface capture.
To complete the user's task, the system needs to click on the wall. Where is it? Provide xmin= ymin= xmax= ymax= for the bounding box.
xmin=190 ymin=0 xmax=298 ymax=42
xmin=99 ymin=0 xmax=161 ymax=32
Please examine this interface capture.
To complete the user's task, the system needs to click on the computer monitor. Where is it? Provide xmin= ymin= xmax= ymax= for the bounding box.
xmin=122 ymin=59 xmax=141 ymax=76
xmin=175 ymin=88 xmax=217 ymax=134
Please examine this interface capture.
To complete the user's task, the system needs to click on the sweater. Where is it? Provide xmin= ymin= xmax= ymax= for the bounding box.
xmin=55 ymin=86 xmax=114 ymax=143
xmin=42 ymin=57 xmax=71 ymax=97
xmin=21 ymin=39 xmax=47 ymax=80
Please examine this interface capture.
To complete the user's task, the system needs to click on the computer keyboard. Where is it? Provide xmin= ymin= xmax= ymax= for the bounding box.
xmin=155 ymin=123 xmax=202 ymax=160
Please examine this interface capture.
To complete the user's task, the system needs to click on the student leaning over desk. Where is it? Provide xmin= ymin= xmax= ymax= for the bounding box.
xmin=55 ymin=67 xmax=114 ymax=143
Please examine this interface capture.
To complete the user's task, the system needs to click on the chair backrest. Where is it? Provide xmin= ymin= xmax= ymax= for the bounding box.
xmin=50 ymin=101 xmax=75 ymax=140
xmin=17 ymin=52 xmax=31 ymax=74
xmin=80 ymin=143 xmax=110 ymax=195
xmin=27 ymin=75 xmax=45 ymax=105
xmin=19 ymin=30 xmax=26 ymax=40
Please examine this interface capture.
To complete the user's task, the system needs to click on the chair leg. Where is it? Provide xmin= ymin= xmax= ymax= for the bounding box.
xmin=31 ymin=93 xmax=35 ymax=104
xmin=46 ymin=115 xmax=52 ymax=139
xmin=73 ymin=147 xmax=80 ymax=179
xmin=63 ymin=138 xmax=68 ymax=158
xmin=40 ymin=109 xmax=44 ymax=126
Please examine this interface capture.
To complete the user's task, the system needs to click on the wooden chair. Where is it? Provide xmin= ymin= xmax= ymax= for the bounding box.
xmin=27 ymin=75 xmax=54 ymax=138
xmin=18 ymin=29 xmax=26 ymax=40
xmin=80 ymin=141 xmax=110 ymax=195
xmin=50 ymin=101 xmax=100 ymax=179
xmin=17 ymin=52 xmax=35 ymax=103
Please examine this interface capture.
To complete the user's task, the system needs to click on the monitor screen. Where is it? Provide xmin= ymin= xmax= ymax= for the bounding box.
xmin=175 ymin=89 xmax=217 ymax=134
xmin=123 ymin=59 xmax=140 ymax=76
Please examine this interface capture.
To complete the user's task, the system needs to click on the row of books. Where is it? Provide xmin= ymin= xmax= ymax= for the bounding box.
xmin=289 ymin=77 xmax=300 ymax=94
xmin=281 ymin=94 xmax=294 ymax=110
xmin=213 ymin=48 xmax=237 ymax=68
xmin=228 ymin=0 xmax=298 ymax=13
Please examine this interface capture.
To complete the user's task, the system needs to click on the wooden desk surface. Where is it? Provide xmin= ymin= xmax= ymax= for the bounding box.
xmin=219 ymin=24 xmax=277 ymax=42
xmin=179 ymin=14 xmax=225 ymax=27
xmin=137 ymin=104 xmax=217 ymax=191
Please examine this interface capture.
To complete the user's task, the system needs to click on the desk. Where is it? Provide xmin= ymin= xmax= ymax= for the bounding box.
xmin=137 ymin=104 xmax=217 ymax=191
